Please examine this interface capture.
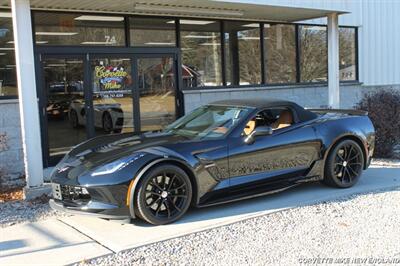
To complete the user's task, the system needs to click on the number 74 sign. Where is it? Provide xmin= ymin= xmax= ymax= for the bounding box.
xmin=105 ymin=35 xmax=117 ymax=44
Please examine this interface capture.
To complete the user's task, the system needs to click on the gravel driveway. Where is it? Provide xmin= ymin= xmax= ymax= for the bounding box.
xmin=81 ymin=187 xmax=400 ymax=266
xmin=1 ymin=159 xmax=399 ymax=265
xmin=0 ymin=197 xmax=67 ymax=228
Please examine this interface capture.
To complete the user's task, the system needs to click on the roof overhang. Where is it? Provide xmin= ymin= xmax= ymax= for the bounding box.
xmin=0 ymin=0 xmax=348 ymax=22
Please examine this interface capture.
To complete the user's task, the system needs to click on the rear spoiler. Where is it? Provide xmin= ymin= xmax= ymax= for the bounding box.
xmin=306 ymin=108 xmax=368 ymax=116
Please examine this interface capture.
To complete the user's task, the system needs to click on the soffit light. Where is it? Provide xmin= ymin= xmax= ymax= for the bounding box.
xmin=0 ymin=12 xmax=11 ymax=18
xmin=47 ymin=64 xmax=67 ymax=67
xmin=81 ymin=41 xmax=116 ymax=45
xmin=199 ymin=43 xmax=221 ymax=46
xmin=167 ymin=20 xmax=215 ymax=25
xmin=144 ymin=42 xmax=175 ymax=45
xmin=183 ymin=35 xmax=217 ymax=39
xmin=74 ymin=15 xmax=124 ymax=22
xmin=66 ymin=61 xmax=83 ymax=64
xmin=239 ymin=36 xmax=260 ymax=40
xmin=36 ymin=32 xmax=78 ymax=36
xmin=135 ymin=4 xmax=243 ymax=17
xmin=242 ymin=23 xmax=260 ymax=28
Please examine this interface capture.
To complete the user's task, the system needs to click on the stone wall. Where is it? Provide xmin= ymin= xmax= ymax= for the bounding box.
xmin=182 ymin=83 xmax=400 ymax=113
xmin=0 ymin=99 xmax=24 ymax=186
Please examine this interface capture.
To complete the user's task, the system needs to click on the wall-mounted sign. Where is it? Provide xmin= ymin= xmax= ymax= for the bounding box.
xmin=104 ymin=35 xmax=117 ymax=44
xmin=95 ymin=65 xmax=128 ymax=91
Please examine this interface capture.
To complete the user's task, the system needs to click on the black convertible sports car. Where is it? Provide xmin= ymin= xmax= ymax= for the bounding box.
xmin=50 ymin=99 xmax=375 ymax=225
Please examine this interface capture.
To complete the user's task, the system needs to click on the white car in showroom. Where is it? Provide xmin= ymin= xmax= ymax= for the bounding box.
xmin=69 ymin=97 xmax=129 ymax=133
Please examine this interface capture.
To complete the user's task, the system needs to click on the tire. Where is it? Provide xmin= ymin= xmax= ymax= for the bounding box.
xmin=69 ymin=110 xmax=80 ymax=128
xmin=102 ymin=112 xmax=113 ymax=133
xmin=323 ymin=139 xmax=364 ymax=188
xmin=113 ymin=128 xmax=122 ymax=134
xmin=134 ymin=164 xmax=192 ymax=225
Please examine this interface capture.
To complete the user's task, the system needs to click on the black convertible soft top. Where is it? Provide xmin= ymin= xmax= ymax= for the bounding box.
xmin=210 ymin=98 xmax=318 ymax=122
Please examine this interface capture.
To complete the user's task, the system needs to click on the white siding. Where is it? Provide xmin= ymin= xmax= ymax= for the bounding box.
xmin=359 ymin=0 xmax=400 ymax=86
xmin=231 ymin=0 xmax=400 ymax=86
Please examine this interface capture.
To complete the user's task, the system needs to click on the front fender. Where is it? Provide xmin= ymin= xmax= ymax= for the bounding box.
xmin=126 ymin=157 xmax=195 ymax=219
xmin=77 ymin=149 xmax=198 ymax=219
xmin=77 ymin=152 xmax=162 ymax=186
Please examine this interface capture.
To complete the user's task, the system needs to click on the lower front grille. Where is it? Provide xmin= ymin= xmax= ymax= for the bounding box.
xmin=60 ymin=185 xmax=91 ymax=205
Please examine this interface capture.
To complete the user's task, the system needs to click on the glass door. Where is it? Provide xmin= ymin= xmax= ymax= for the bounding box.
xmin=89 ymin=56 xmax=135 ymax=136
xmin=39 ymin=51 xmax=180 ymax=166
xmin=136 ymin=55 xmax=177 ymax=132
xmin=41 ymin=56 xmax=87 ymax=163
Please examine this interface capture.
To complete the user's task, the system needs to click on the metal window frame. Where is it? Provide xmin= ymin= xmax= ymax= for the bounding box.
xmin=178 ymin=17 xmax=225 ymax=87
xmin=355 ymin=26 xmax=359 ymax=82
xmin=337 ymin=26 xmax=359 ymax=82
xmin=260 ymin=23 xmax=266 ymax=84
xmin=297 ymin=24 xmax=329 ymax=83
xmin=0 ymin=8 xmax=19 ymax=100
xmin=222 ymin=20 xmax=263 ymax=86
xmin=220 ymin=21 xmax=226 ymax=86
xmin=295 ymin=24 xmax=301 ymax=83
xmin=128 ymin=15 xmax=179 ymax=48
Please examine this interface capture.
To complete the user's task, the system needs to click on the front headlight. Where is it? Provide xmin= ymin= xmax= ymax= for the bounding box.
xmin=91 ymin=152 xmax=145 ymax=176
xmin=50 ymin=155 xmax=69 ymax=178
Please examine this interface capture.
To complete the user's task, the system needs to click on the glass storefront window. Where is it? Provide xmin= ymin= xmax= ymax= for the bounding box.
xmin=180 ymin=19 xmax=222 ymax=87
xmin=224 ymin=22 xmax=261 ymax=85
xmin=339 ymin=27 xmax=357 ymax=81
xmin=130 ymin=17 xmax=176 ymax=47
xmin=138 ymin=57 xmax=176 ymax=131
xmin=34 ymin=12 xmax=125 ymax=46
xmin=264 ymin=24 xmax=296 ymax=84
xmin=91 ymin=57 xmax=134 ymax=135
xmin=0 ymin=12 xmax=17 ymax=97
xmin=300 ymin=25 xmax=327 ymax=82
xmin=43 ymin=58 xmax=86 ymax=158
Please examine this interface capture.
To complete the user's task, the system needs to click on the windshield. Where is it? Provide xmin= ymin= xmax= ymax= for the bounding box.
xmin=164 ymin=105 xmax=253 ymax=139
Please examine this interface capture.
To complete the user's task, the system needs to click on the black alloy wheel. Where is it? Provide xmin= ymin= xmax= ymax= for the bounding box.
xmin=323 ymin=139 xmax=364 ymax=188
xmin=69 ymin=110 xmax=79 ymax=128
xmin=135 ymin=164 xmax=192 ymax=225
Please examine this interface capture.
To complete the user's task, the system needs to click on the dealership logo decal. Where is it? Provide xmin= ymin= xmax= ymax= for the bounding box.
xmin=95 ymin=65 xmax=128 ymax=90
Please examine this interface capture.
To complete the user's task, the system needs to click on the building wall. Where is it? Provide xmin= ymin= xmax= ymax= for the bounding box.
xmin=0 ymin=100 xmax=24 ymax=182
xmin=235 ymin=0 xmax=400 ymax=86
xmin=182 ymin=84 xmax=400 ymax=114
xmin=253 ymin=0 xmax=400 ymax=87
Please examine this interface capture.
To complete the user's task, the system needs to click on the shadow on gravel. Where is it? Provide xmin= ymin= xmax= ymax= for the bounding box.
xmin=131 ymin=166 xmax=400 ymax=227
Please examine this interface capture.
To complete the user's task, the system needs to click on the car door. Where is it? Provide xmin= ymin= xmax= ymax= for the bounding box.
xmin=227 ymin=107 xmax=321 ymax=190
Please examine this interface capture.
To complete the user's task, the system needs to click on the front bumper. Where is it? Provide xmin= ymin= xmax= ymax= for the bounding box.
xmin=49 ymin=182 xmax=132 ymax=219
xmin=49 ymin=199 xmax=131 ymax=220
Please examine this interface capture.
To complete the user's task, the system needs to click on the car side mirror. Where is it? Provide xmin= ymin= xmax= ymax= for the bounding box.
xmin=244 ymin=126 xmax=273 ymax=144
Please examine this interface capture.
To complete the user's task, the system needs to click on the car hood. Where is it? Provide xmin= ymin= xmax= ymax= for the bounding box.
xmin=62 ymin=132 xmax=189 ymax=170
